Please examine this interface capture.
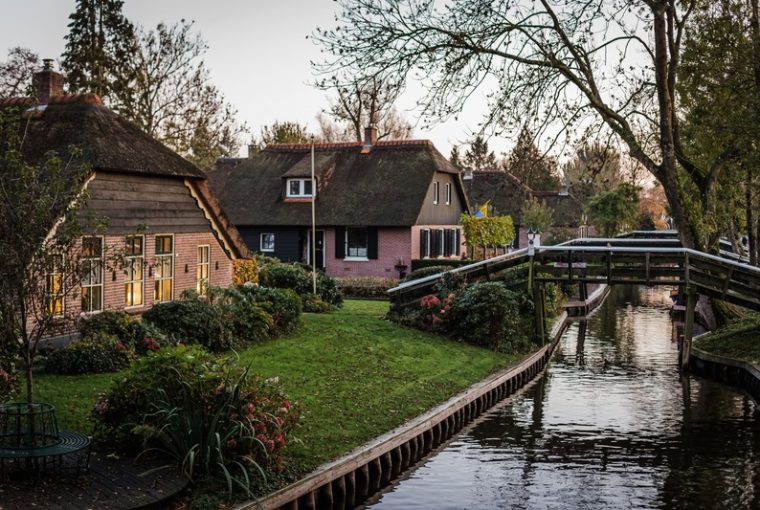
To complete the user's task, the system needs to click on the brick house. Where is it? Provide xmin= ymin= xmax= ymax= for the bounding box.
xmin=207 ymin=128 xmax=469 ymax=278
xmin=1 ymin=63 xmax=248 ymax=328
xmin=463 ymin=170 xmax=590 ymax=249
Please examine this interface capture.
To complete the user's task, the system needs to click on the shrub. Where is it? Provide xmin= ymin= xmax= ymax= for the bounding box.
xmin=448 ymin=281 xmax=521 ymax=351
xmin=260 ymin=264 xmax=311 ymax=295
xmin=79 ymin=310 xmax=145 ymax=347
xmin=302 ymin=293 xmax=331 ymax=313
xmin=233 ymin=258 xmax=259 ymax=286
xmin=316 ymin=272 xmax=343 ymax=308
xmin=237 ymin=286 xmax=301 ymax=336
xmin=143 ymin=299 xmax=233 ymax=352
xmin=410 ymin=258 xmax=470 ymax=271
xmin=94 ymin=345 xmax=298 ymax=493
xmin=46 ymin=332 xmax=132 ymax=374
xmin=215 ymin=287 xmax=273 ymax=344
xmin=401 ymin=265 xmax=452 ymax=284
xmin=0 ymin=322 xmax=18 ymax=402
xmin=338 ymin=277 xmax=398 ymax=299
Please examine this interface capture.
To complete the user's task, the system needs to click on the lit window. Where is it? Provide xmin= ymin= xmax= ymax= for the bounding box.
xmin=345 ymin=228 xmax=368 ymax=259
xmin=445 ymin=183 xmax=451 ymax=205
xmin=433 ymin=181 xmax=439 ymax=205
xmin=286 ymin=178 xmax=315 ymax=198
xmin=81 ymin=237 xmax=103 ymax=313
xmin=45 ymin=254 xmax=64 ymax=317
xmin=260 ymin=233 xmax=275 ymax=252
xmin=154 ymin=235 xmax=174 ymax=303
xmin=125 ymin=235 xmax=144 ymax=307
xmin=197 ymin=245 xmax=210 ymax=296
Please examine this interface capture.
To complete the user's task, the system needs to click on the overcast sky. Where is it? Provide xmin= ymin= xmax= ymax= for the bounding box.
xmin=0 ymin=0 xmax=508 ymax=158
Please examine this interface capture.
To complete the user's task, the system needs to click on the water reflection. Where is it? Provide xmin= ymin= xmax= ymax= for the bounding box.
xmin=365 ymin=286 xmax=760 ymax=510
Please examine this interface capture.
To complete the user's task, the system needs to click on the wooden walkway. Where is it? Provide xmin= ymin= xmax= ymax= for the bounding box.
xmin=388 ymin=237 xmax=760 ymax=312
xmin=0 ymin=450 xmax=188 ymax=509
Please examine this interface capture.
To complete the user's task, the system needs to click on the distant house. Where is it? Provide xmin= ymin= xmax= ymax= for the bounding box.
xmin=463 ymin=170 xmax=589 ymax=248
xmin=1 ymin=62 xmax=248 ymax=330
xmin=207 ymin=128 xmax=469 ymax=278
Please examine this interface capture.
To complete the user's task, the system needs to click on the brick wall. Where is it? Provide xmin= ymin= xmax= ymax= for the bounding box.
xmin=324 ymin=227 xmax=412 ymax=278
xmin=60 ymin=231 xmax=233 ymax=323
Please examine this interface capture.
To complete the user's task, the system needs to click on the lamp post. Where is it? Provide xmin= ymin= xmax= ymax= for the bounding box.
xmin=527 ymin=227 xmax=545 ymax=343
xmin=310 ymin=136 xmax=317 ymax=295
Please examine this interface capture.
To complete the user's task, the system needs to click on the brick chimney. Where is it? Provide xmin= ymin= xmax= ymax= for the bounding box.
xmin=33 ymin=59 xmax=64 ymax=105
xmin=363 ymin=125 xmax=378 ymax=147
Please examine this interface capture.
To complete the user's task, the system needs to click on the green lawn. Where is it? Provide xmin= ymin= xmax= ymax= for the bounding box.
xmin=695 ymin=316 xmax=760 ymax=366
xmin=32 ymin=300 xmax=519 ymax=472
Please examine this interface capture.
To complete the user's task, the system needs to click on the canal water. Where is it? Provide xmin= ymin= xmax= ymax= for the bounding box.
xmin=365 ymin=286 xmax=760 ymax=509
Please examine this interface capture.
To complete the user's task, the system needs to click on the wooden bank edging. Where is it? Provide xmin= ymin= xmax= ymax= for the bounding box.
xmin=564 ymin=284 xmax=610 ymax=317
xmin=690 ymin=341 xmax=760 ymax=407
xmin=237 ymin=314 xmax=568 ymax=510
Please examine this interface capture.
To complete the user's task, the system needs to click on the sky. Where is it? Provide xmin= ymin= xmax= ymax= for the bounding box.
xmin=0 ymin=0 xmax=505 ymax=158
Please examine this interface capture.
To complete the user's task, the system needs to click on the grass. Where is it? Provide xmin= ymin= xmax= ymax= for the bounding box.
xmin=695 ymin=316 xmax=760 ymax=366
xmin=28 ymin=300 xmax=520 ymax=473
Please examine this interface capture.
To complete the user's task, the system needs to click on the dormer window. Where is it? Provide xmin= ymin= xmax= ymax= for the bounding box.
xmin=287 ymin=178 xmax=314 ymax=198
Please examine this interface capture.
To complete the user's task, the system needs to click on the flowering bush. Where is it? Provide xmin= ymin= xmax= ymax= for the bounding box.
xmin=419 ymin=293 xmax=455 ymax=327
xmin=45 ymin=332 xmax=133 ymax=374
xmin=93 ymin=345 xmax=299 ymax=486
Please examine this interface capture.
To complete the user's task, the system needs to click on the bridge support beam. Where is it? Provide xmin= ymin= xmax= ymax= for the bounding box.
xmin=533 ymin=283 xmax=546 ymax=343
xmin=681 ymin=286 xmax=697 ymax=370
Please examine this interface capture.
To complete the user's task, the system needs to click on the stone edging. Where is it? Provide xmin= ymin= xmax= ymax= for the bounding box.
xmin=690 ymin=339 xmax=760 ymax=406
xmin=236 ymin=314 xmax=569 ymax=510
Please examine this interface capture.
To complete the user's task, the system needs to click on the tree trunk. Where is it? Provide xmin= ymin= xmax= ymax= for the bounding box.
xmin=746 ymin=166 xmax=756 ymax=264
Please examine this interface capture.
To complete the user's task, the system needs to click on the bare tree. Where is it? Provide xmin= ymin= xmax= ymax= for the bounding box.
xmin=315 ymin=0 xmax=739 ymax=250
xmin=0 ymin=47 xmax=39 ymax=97
xmin=316 ymin=73 xmax=413 ymax=141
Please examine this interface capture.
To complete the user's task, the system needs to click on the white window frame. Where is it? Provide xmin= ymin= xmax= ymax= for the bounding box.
xmin=344 ymin=227 xmax=369 ymax=261
xmin=286 ymin=178 xmax=315 ymax=198
xmin=445 ymin=182 xmax=452 ymax=205
xmin=125 ymin=235 xmax=144 ymax=308
xmin=45 ymin=254 xmax=64 ymax=318
xmin=154 ymin=234 xmax=174 ymax=303
xmin=197 ymin=244 xmax=210 ymax=296
xmin=450 ymin=229 xmax=459 ymax=257
xmin=433 ymin=181 xmax=440 ymax=205
xmin=81 ymin=236 xmax=104 ymax=313
xmin=260 ymin=233 xmax=275 ymax=252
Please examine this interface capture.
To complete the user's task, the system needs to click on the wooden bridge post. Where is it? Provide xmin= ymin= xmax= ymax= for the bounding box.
xmin=682 ymin=285 xmax=697 ymax=370
xmin=533 ymin=283 xmax=545 ymax=343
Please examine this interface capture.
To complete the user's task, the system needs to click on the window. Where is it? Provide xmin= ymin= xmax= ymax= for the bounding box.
xmin=345 ymin=228 xmax=368 ymax=259
xmin=445 ymin=182 xmax=452 ymax=205
xmin=433 ymin=229 xmax=444 ymax=258
xmin=197 ymin=245 xmax=210 ymax=296
xmin=81 ymin=237 xmax=103 ymax=313
xmin=286 ymin=178 xmax=314 ymax=198
xmin=420 ymin=229 xmax=431 ymax=258
xmin=45 ymin=254 xmax=64 ymax=317
xmin=433 ymin=181 xmax=439 ymax=205
xmin=125 ymin=235 xmax=143 ymax=307
xmin=260 ymin=233 xmax=275 ymax=252
xmin=154 ymin=235 xmax=174 ymax=303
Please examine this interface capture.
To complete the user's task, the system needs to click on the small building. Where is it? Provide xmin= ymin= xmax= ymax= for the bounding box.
xmin=463 ymin=170 xmax=589 ymax=248
xmin=208 ymin=128 xmax=469 ymax=278
xmin=1 ymin=63 xmax=248 ymax=330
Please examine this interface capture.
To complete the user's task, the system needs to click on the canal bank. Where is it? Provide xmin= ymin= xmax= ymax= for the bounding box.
xmin=364 ymin=286 xmax=760 ymax=510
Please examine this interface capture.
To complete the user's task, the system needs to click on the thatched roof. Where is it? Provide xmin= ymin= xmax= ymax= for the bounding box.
xmin=207 ymin=140 xmax=465 ymax=227
xmin=2 ymin=96 xmax=204 ymax=179
xmin=464 ymin=170 xmax=585 ymax=226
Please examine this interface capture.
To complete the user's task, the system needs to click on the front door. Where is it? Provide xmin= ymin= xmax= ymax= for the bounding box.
xmin=308 ymin=230 xmax=325 ymax=270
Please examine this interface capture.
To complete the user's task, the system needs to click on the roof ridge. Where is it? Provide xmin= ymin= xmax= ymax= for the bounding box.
xmin=0 ymin=97 xmax=34 ymax=107
xmin=266 ymin=139 xmax=433 ymax=152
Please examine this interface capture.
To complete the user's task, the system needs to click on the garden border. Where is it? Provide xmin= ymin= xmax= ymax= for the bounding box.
xmin=237 ymin=312 xmax=570 ymax=510
xmin=690 ymin=338 xmax=760 ymax=407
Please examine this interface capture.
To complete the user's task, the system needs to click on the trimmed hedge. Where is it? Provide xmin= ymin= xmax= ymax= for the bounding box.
xmin=410 ymin=258 xmax=471 ymax=271
xmin=46 ymin=332 xmax=133 ymax=374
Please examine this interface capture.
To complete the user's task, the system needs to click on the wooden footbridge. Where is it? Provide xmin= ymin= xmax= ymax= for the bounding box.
xmin=388 ymin=236 xmax=760 ymax=369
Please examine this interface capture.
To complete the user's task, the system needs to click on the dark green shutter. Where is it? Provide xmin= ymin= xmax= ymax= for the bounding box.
xmin=420 ymin=230 xmax=428 ymax=258
xmin=335 ymin=227 xmax=345 ymax=258
xmin=367 ymin=227 xmax=378 ymax=259
xmin=455 ymin=228 xmax=461 ymax=256
xmin=443 ymin=229 xmax=452 ymax=257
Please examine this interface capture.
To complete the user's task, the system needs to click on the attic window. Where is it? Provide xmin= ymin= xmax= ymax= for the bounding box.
xmin=445 ymin=183 xmax=451 ymax=205
xmin=287 ymin=178 xmax=314 ymax=198
xmin=433 ymin=181 xmax=440 ymax=205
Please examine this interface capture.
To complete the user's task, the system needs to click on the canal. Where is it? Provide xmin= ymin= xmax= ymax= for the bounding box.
xmin=365 ymin=286 xmax=760 ymax=509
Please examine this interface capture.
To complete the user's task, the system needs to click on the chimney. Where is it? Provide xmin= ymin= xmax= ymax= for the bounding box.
xmin=462 ymin=168 xmax=473 ymax=180
xmin=363 ymin=125 xmax=378 ymax=147
xmin=33 ymin=59 xmax=65 ymax=105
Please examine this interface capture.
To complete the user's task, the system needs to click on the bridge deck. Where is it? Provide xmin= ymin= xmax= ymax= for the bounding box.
xmin=388 ymin=237 xmax=760 ymax=311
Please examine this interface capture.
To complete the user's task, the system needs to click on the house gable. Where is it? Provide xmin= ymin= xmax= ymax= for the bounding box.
xmin=416 ymin=171 xmax=468 ymax=225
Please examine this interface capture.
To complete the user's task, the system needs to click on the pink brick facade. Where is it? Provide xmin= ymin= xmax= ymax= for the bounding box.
xmin=61 ymin=231 xmax=233 ymax=321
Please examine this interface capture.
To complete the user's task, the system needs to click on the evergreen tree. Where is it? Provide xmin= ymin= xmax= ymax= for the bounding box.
xmin=449 ymin=145 xmax=463 ymax=171
xmin=563 ymin=142 xmax=623 ymax=208
xmin=462 ymin=135 xmax=497 ymax=171
xmin=61 ymin=0 xmax=136 ymax=100
xmin=506 ymin=129 xmax=561 ymax=191
xmin=0 ymin=47 xmax=39 ymax=97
